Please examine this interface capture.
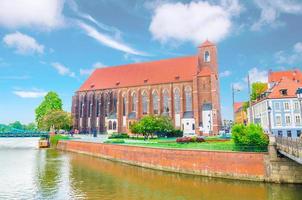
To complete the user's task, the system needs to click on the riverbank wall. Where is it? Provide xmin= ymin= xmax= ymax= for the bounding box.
xmin=57 ymin=140 xmax=302 ymax=183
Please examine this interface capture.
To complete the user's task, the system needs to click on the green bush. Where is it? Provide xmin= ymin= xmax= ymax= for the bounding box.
xmin=50 ymin=134 xmax=70 ymax=147
xmin=232 ymin=124 xmax=269 ymax=147
xmin=108 ymin=133 xmax=129 ymax=139
xmin=104 ymin=139 xmax=125 ymax=144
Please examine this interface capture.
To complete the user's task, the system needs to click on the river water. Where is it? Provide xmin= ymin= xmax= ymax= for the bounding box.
xmin=0 ymin=138 xmax=301 ymax=200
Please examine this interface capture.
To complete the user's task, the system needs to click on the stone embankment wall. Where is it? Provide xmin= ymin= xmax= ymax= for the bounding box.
xmin=56 ymin=140 xmax=302 ymax=183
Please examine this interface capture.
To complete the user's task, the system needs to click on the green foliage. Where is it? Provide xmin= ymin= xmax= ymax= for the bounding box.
xmin=130 ymin=115 xmax=174 ymax=136
xmin=35 ymin=91 xmax=63 ymax=129
xmin=40 ymin=110 xmax=72 ymax=131
xmin=251 ymin=82 xmax=268 ymax=101
xmin=50 ymin=134 xmax=70 ymax=147
xmin=24 ymin=122 xmax=37 ymax=131
xmin=104 ymin=139 xmax=125 ymax=144
xmin=108 ymin=133 xmax=129 ymax=139
xmin=9 ymin=121 xmax=23 ymax=130
xmin=232 ymin=124 xmax=269 ymax=147
xmin=242 ymin=101 xmax=249 ymax=111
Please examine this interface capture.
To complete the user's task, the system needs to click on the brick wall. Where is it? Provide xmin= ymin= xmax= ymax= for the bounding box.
xmin=57 ymin=140 xmax=266 ymax=181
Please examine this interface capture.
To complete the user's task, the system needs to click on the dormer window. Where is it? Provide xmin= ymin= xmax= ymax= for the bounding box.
xmin=204 ymin=51 xmax=210 ymax=62
xmin=280 ymin=89 xmax=288 ymax=96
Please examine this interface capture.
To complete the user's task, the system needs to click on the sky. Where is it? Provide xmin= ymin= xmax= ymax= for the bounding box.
xmin=0 ymin=0 xmax=302 ymax=124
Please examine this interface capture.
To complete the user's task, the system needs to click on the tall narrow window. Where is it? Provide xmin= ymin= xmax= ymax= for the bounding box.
xmin=113 ymin=121 xmax=117 ymax=130
xmin=96 ymin=99 xmax=100 ymax=117
xmin=153 ymin=91 xmax=159 ymax=114
xmin=132 ymin=92 xmax=137 ymax=112
xmin=104 ymin=94 xmax=110 ymax=117
xmin=185 ymin=87 xmax=192 ymax=111
xmin=80 ymin=101 xmax=84 ymax=118
xmin=163 ymin=90 xmax=170 ymax=113
xmin=88 ymin=100 xmax=93 ymax=117
xmin=142 ymin=91 xmax=148 ymax=115
xmin=108 ymin=121 xmax=112 ymax=130
xmin=204 ymin=51 xmax=210 ymax=62
xmin=122 ymin=95 xmax=126 ymax=116
xmin=113 ymin=94 xmax=117 ymax=113
xmin=174 ymin=88 xmax=180 ymax=114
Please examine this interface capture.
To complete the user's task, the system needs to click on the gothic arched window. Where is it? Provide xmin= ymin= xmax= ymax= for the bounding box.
xmin=122 ymin=95 xmax=126 ymax=116
xmin=163 ymin=89 xmax=170 ymax=113
xmin=142 ymin=91 xmax=148 ymax=115
xmin=152 ymin=91 xmax=159 ymax=114
xmin=185 ymin=87 xmax=192 ymax=111
xmin=104 ymin=93 xmax=110 ymax=117
xmin=132 ymin=92 xmax=137 ymax=112
xmin=113 ymin=94 xmax=117 ymax=113
xmin=113 ymin=121 xmax=117 ymax=130
xmin=108 ymin=121 xmax=112 ymax=130
xmin=204 ymin=51 xmax=210 ymax=62
xmin=174 ymin=88 xmax=180 ymax=114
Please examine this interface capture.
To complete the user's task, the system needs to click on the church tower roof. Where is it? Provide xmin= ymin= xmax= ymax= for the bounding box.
xmin=199 ymin=40 xmax=215 ymax=48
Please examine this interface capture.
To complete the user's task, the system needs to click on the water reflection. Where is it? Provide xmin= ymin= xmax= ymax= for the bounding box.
xmin=0 ymin=138 xmax=301 ymax=200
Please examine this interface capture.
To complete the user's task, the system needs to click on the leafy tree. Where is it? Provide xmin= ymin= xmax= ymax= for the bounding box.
xmin=251 ymin=82 xmax=267 ymax=101
xmin=40 ymin=110 xmax=72 ymax=131
xmin=9 ymin=121 xmax=24 ymax=130
xmin=232 ymin=124 xmax=269 ymax=147
xmin=25 ymin=122 xmax=37 ymax=131
xmin=35 ymin=92 xmax=63 ymax=129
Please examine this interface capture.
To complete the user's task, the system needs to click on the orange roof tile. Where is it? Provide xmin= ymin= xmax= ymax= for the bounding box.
xmin=78 ymin=56 xmax=205 ymax=91
xmin=268 ymin=77 xmax=302 ymax=99
xmin=269 ymin=69 xmax=302 ymax=83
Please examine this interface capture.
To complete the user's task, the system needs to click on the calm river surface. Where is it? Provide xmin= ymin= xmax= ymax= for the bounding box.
xmin=0 ymin=138 xmax=301 ymax=200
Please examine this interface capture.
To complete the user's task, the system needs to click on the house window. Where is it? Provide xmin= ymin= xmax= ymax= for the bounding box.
xmin=192 ymin=123 xmax=195 ymax=130
xmin=132 ymin=93 xmax=137 ymax=112
xmin=142 ymin=91 xmax=148 ymax=115
xmin=152 ymin=91 xmax=159 ymax=114
xmin=278 ymin=130 xmax=283 ymax=137
xmin=108 ymin=121 xmax=112 ymax=130
xmin=297 ymin=130 xmax=301 ymax=137
xmin=174 ymin=88 xmax=181 ymax=114
xmin=204 ymin=51 xmax=210 ymax=62
xmin=285 ymin=115 xmax=291 ymax=126
xmin=274 ymin=102 xmax=280 ymax=111
xmin=294 ymin=101 xmax=299 ymax=110
xmin=113 ymin=121 xmax=117 ymax=130
xmin=185 ymin=87 xmax=192 ymax=111
xmin=287 ymin=130 xmax=292 ymax=137
xmin=275 ymin=115 xmax=282 ymax=126
xmin=163 ymin=90 xmax=170 ymax=113
xmin=295 ymin=115 xmax=301 ymax=125
xmin=284 ymin=102 xmax=290 ymax=110
xmin=280 ymin=89 xmax=288 ymax=96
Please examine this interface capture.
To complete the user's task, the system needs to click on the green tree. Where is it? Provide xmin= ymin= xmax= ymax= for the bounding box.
xmin=232 ymin=124 xmax=269 ymax=148
xmin=251 ymin=82 xmax=267 ymax=101
xmin=40 ymin=110 xmax=72 ymax=131
xmin=35 ymin=91 xmax=63 ymax=129
xmin=9 ymin=121 xmax=24 ymax=130
xmin=25 ymin=122 xmax=37 ymax=131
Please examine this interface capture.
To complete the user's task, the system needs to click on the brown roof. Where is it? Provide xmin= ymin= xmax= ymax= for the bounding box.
xmin=79 ymin=56 xmax=207 ymax=91
xmin=269 ymin=69 xmax=302 ymax=83
xmin=268 ymin=77 xmax=302 ymax=99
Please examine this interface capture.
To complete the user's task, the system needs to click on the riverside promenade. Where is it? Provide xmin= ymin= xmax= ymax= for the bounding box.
xmin=57 ymin=136 xmax=302 ymax=183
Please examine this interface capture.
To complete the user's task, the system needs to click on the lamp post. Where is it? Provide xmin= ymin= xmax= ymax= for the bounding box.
xmin=296 ymin=87 xmax=302 ymax=116
xmin=267 ymin=105 xmax=272 ymax=135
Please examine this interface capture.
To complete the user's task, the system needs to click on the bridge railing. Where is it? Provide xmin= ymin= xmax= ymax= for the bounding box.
xmin=276 ymin=136 xmax=302 ymax=160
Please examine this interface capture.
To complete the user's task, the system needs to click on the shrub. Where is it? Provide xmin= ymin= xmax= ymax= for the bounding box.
xmin=105 ymin=139 xmax=125 ymax=144
xmin=165 ymin=129 xmax=183 ymax=138
xmin=108 ymin=133 xmax=129 ymax=139
xmin=176 ymin=136 xmax=205 ymax=143
xmin=232 ymin=124 xmax=269 ymax=147
xmin=50 ymin=134 xmax=70 ymax=147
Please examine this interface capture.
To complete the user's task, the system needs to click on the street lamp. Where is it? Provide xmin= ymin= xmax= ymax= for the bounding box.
xmin=267 ymin=105 xmax=272 ymax=135
xmin=296 ymin=87 xmax=302 ymax=123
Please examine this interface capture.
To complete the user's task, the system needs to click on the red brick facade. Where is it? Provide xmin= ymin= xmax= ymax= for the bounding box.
xmin=72 ymin=40 xmax=221 ymax=135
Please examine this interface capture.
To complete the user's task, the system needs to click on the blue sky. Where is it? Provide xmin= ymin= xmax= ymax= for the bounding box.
xmin=0 ymin=0 xmax=302 ymax=124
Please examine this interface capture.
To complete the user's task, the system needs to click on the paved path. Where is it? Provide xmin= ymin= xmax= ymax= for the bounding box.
xmin=72 ymin=134 xmax=108 ymax=143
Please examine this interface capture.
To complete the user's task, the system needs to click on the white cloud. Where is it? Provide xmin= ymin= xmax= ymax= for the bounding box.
xmin=3 ymin=32 xmax=44 ymax=54
xmin=78 ymin=21 xmax=147 ymax=56
xmin=13 ymin=89 xmax=47 ymax=98
xmin=275 ymin=42 xmax=302 ymax=64
xmin=149 ymin=0 xmax=243 ymax=44
xmin=80 ymin=62 xmax=106 ymax=76
xmin=0 ymin=0 xmax=65 ymax=30
xmin=252 ymin=0 xmax=302 ymax=31
xmin=51 ymin=62 xmax=75 ymax=77
xmin=220 ymin=70 xmax=232 ymax=77
xmin=233 ymin=82 xmax=244 ymax=91
xmin=245 ymin=67 xmax=268 ymax=83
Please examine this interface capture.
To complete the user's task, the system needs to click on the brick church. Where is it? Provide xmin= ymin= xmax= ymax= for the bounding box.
xmin=72 ymin=40 xmax=221 ymax=136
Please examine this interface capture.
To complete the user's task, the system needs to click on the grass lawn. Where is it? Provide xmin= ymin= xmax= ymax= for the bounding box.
xmin=105 ymin=138 xmax=267 ymax=152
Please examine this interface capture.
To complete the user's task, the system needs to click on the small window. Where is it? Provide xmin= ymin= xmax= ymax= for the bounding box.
xmin=275 ymin=115 xmax=282 ymax=126
xmin=204 ymin=51 xmax=210 ymax=62
xmin=113 ymin=121 xmax=117 ymax=130
xmin=186 ymin=122 xmax=189 ymax=126
xmin=274 ymin=102 xmax=280 ymax=110
xmin=287 ymin=130 xmax=292 ymax=137
xmin=280 ymin=89 xmax=288 ymax=96
xmin=192 ymin=123 xmax=195 ymax=130
xmin=294 ymin=101 xmax=299 ymax=110
xmin=295 ymin=115 xmax=301 ymax=125
xmin=109 ymin=121 xmax=113 ymax=130
xmin=297 ymin=130 xmax=301 ymax=137
xmin=285 ymin=115 xmax=291 ymax=126
xmin=278 ymin=130 xmax=283 ymax=137
xmin=284 ymin=102 xmax=290 ymax=110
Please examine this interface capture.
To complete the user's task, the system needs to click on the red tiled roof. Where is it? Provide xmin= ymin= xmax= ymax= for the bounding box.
xmin=234 ymin=102 xmax=244 ymax=113
xmin=199 ymin=40 xmax=215 ymax=48
xmin=269 ymin=69 xmax=302 ymax=83
xmin=268 ymin=77 xmax=302 ymax=99
xmin=79 ymin=56 xmax=205 ymax=91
